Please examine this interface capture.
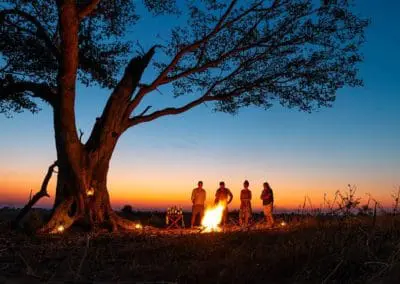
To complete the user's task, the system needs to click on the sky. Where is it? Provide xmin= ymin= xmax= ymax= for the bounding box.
xmin=0 ymin=0 xmax=399 ymax=212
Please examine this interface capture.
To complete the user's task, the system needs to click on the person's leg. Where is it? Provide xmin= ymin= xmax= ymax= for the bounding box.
xmin=245 ymin=211 xmax=250 ymax=226
xmin=265 ymin=204 xmax=274 ymax=226
xmin=222 ymin=207 xmax=228 ymax=226
xmin=263 ymin=205 xmax=268 ymax=222
xmin=199 ymin=205 xmax=204 ymax=226
xmin=191 ymin=205 xmax=198 ymax=227
xmin=269 ymin=204 xmax=275 ymax=225
xmin=239 ymin=209 xmax=243 ymax=226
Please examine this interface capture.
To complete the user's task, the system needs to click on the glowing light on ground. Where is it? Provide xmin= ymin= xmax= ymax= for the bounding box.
xmin=86 ymin=187 xmax=95 ymax=197
xmin=201 ymin=202 xmax=225 ymax=232
xmin=135 ymin=223 xmax=143 ymax=229
xmin=280 ymin=221 xmax=287 ymax=227
xmin=57 ymin=225 xmax=65 ymax=233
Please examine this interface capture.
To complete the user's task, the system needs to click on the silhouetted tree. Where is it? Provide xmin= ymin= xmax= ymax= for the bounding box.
xmin=0 ymin=0 xmax=369 ymax=233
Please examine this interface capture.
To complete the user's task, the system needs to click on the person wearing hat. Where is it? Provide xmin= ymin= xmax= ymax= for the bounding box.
xmin=239 ymin=180 xmax=252 ymax=227
xmin=191 ymin=181 xmax=206 ymax=227
xmin=214 ymin=181 xmax=233 ymax=226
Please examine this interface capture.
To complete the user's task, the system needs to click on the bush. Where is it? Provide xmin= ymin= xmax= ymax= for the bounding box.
xmin=121 ymin=205 xmax=133 ymax=215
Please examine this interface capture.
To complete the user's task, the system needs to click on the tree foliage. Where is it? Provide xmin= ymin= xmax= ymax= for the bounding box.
xmin=1 ymin=0 xmax=369 ymax=120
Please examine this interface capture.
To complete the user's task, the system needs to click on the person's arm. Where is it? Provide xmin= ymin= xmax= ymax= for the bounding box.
xmin=227 ymin=189 xmax=233 ymax=204
xmin=260 ymin=190 xmax=265 ymax=200
xmin=249 ymin=190 xmax=252 ymax=200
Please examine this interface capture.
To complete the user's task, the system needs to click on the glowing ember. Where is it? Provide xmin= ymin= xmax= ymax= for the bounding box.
xmin=135 ymin=223 xmax=143 ymax=229
xmin=86 ymin=187 xmax=95 ymax=196
xmin=280 ymin=221 xmax=287 ymax=227
xmin=201 ymin=202 xmax=225 ymax=232
xmin=57 ymin=225 xmax=65 ymax=233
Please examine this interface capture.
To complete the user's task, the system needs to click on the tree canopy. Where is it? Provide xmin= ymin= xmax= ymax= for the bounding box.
xmin=1 ymin=0 xmax=368 ymax=120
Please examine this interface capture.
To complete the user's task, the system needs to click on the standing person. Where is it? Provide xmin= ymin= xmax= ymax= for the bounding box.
xmin=215 ymin=181 xmax=233 ymax=226
xmin=260 ymin=182 xmax=274 ymax=227
xmin=240 ymin=180 xmax=252 ymax=227
xmin=191 ymin=181 xmax=206 ymax=228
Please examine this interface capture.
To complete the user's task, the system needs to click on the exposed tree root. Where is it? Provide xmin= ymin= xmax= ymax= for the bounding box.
xmin=110 ymin=212 xmax=141 ymax=231
xmin=38 ymin=201 xmax=141 ymax=234
xmin=38 ymin=197 xmax=77 ymax=234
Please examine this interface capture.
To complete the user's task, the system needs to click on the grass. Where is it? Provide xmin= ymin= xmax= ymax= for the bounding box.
xmin=1 ymin=208 xmax=400 ymax=283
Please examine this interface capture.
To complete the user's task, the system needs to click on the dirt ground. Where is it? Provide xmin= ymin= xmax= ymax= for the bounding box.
xmin=0 ymin=209 xmax=400 ymax=283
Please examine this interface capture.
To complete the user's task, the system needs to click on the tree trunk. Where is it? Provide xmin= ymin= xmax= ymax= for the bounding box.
xmin=39 ymin=113 xmax=137 ymax=233
xmin=39 ymin=149 xmax=137 ymax=233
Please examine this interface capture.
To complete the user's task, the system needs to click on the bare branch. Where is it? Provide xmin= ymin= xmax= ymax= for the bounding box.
xmin=137 ymin=105 xmax=152 ymax=117
xmin=12 ymin=161 xmax=58 ymax=228
xmin=79 ymin=129 xmax=84 ymax=142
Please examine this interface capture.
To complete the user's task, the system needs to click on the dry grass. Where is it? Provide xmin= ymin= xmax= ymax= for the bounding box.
xmin=1 ymin=210 xmax=400 ymax=283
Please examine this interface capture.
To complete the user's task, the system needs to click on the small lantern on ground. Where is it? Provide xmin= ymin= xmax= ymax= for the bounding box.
xmin=86 ymin=187 xmax=95 ymax=197
xmin=57 ymin=224 xmax=65 ymax=233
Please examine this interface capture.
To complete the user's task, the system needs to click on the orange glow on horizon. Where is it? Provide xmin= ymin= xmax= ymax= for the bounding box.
xmin=0 ymin=169 xmax=396 ymax=211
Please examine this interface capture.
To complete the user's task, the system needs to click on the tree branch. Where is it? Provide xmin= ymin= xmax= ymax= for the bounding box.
xmin=85 ymin=46 xmax=157 ymax=150
xmin=125 ymin=0 xmax=240 ymax=115
xmin=137 ymin=105 xmax=152 ymax=117
xmin=0 ymin=9 xmax=60 ymax=61
xmin=12 ymin=161 xmax=58 ymax=228
xmin=78 ymin=0 xmax=102 ymax=20
xmin=0 ymin=81 xmax=56 ymax=106
xmin=124 ymin=0 xmax=280 ymax=118
xmin=128 ymin=84 xmax=245 ymax=127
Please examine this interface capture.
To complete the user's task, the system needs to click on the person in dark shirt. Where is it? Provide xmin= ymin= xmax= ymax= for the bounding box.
xmin=260 ymin=182 xmax=274 ymax=227
xmin=215 ymin=181 xmax=233 ymax=226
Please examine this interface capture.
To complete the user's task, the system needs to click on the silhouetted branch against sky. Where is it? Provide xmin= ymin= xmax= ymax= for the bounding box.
xmin=1 ymin=0 xmax=368 ymax=131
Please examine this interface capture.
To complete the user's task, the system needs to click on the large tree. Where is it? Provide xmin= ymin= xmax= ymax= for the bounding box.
xmin=0 ymin=0 xmax=368 ymax=232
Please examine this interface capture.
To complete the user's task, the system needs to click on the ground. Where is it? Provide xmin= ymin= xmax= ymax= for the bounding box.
xmin=0 ymin=208 xmax=399 ymax=283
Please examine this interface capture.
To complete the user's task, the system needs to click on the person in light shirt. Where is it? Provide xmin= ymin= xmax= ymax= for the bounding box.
xmin=191 ymin=181 xmax=206 ymax=227
xmin=239 ymin=180 xmax=252 ymax=227
xmin=260 ymin=182 xmax=274 ymax=227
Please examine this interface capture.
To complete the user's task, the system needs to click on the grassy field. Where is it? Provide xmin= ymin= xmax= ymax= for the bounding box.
xmin=0 ymin=208 xmax=400 ymax=283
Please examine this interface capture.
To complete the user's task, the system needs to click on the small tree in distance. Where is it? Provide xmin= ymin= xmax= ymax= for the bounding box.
xmin=0 ymin=0 xmax=369 ymax=233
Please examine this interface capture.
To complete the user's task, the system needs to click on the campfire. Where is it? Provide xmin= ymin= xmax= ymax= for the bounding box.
xmin=201 ymin=202 xmax=226 ymax=232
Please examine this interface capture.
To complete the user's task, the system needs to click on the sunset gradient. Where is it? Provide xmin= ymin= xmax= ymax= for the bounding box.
xmin=0 ymin=0 xmax=399 ymax=211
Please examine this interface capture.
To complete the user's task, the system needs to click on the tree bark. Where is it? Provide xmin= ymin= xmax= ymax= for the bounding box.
xmin=39 ymin=132 xmax=138 ymax=233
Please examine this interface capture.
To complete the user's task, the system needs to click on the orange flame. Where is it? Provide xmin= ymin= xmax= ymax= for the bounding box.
xmin=201 ymin=202 xmax=225 ymax=232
